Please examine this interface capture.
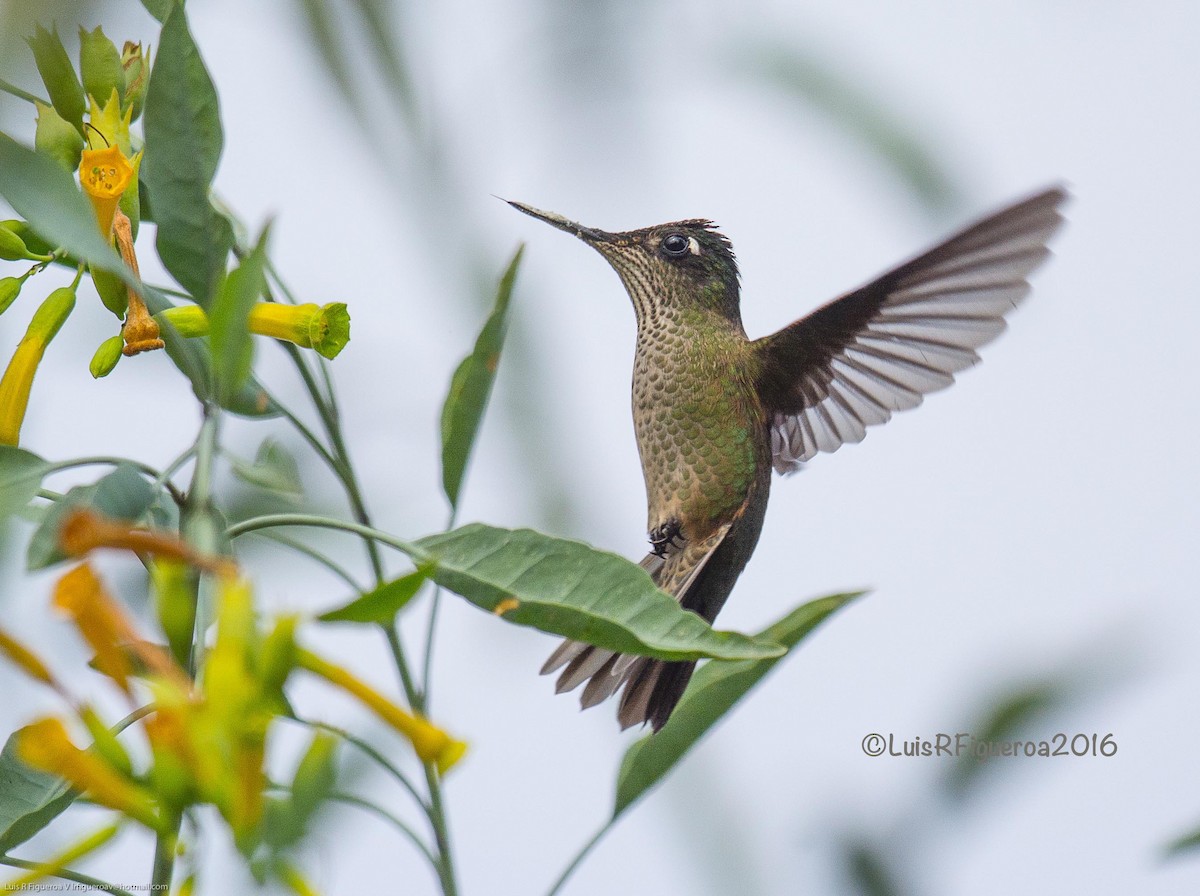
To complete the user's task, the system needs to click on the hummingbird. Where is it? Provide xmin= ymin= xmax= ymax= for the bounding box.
xmin=510 ymin=186 xmax=1067 ymax=732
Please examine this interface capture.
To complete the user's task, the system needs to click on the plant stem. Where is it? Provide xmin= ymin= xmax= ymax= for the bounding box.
xmin=150 ymin=404 xmax=223 ymax=894
xmin=0 ymin=855 xmax=136 ymax=895
xmin=424 ymin=764 xmax=458 ymax=896
xmin=544 ymin=819 xmax=616 ymax=896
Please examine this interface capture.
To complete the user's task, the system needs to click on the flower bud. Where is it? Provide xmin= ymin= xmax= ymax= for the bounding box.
xmin=79 ymin=26 xmax=124 ymax=107
xmin=89 ymin=334 xmax=124 ymax=378
xmin=0 ymin=285 xmax=77 ymax=445
xmin=34 ymin=101 xmax=84 ymax=172
xmin=0 ymin=277 xmax=23 ymax=316
xmin=121 ymin=42 xmax=148 ymax=122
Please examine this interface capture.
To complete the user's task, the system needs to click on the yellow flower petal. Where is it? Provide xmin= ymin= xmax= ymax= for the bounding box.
xmin=297 ymin=649 xmax=467 ymax=774
xmin=79 ymin=144 xmax=133 ymax=237
xmin=17 ymin=717 xmax=161 ymax=831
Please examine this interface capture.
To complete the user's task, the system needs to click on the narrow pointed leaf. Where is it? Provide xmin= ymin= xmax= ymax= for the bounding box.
xmin=147 ymin=288 xmax=277 ymax=417
xmin=415 ymin=524 xmax=784 ymax=662
xmin=141 ymin=4 xmax=232 ymax=305
xmin=614 ymin=591 xmax=863 ymax=816
xmin=27 ymin=24 xmax=85 ymax=132
xmin=0 ymin=728 xmax=76 ymax=852
xmin=320 ymin=567 xmax=430 ymax=624
xmin=441 ymin=246 xmax=522 ymax=509
xmin=0 ymin=134 xmax=128 ymax=280
xmin=208 ymin=226 xmax=268 ymax=401
xmin=0 ymin=446 xmax=50 ymax=521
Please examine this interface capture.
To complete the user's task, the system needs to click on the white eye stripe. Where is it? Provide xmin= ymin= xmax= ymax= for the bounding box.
xmin=687 ymin=237 xmax=701 ymax=255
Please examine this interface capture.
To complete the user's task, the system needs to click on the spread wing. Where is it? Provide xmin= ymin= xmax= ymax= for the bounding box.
xmin=753 ymin=186 xmax=1068 ymax=473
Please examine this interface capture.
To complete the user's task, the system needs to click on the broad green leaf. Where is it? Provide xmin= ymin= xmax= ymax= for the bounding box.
xmin=141 ymin=4 xmax=232 ymax=306
xmin=415 ymin=524 xmax=785 ymax=662
xmin=231 ymin=438 xmax=302 ymax=499
xmin=441 ymin=246 xmax=522 ymax=509
xmin=0 ymin=134 xmax=129 ymax=281
xmin=0 ymin=727 xmax=75 ymax=853
xmin=208 ymin=226 xmax=268 ymax=402
xmin=0 ymin=446 xmax=49 ymax=521
xmin=27 ymin=464 xmax=157 ymax=569
xmin=614 ymin=591 xmax=862 ymax=816
xmin=26 ymin=24 xmax=85 ymax=132
xmin=319 ymin=566 xmax=430 ymax=624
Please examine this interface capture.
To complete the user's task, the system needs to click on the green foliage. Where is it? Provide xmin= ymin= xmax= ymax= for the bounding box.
xmin=26 ymin=464 xmax=156 ymax=569
xmin=320 ymin=566 xmax=431 ymax=624
xmin=0 ymin=134 xmax=128 ymax=282
xmin=0 ymin=446 xmax=49 ymax=522
xmin=232 ymin=438 xmax=303 ymax=500
xmin=416 ymin=524 xmax=785 ymax=662
xmin=78 ymin=26 xmax=124 ymax=107
xmin=0 ymin=728 xmax=75 ymax=853
xmin=614 ymin=592 xmax=861 ymax=815
xmin=441 ymin=246 xmax=522 ymax=510
xmin=141 ymin=4 xmax=232 ymax=306
xmin=209 ymin=227 xmax=269 ymax=403
xmin=26 ymin=24 xmax=85 ymax=133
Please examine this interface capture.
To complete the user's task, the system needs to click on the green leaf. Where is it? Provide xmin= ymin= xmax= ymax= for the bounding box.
xmin=26 ymin=464 xmax=157 ymax=570
xmin=0 ymin=727 xmax=76 ymax=853
xmin=0 ymin=134 xmax=129 ymax=281
xmin=26 ymin=24 xmax=85 ymax=133
xmin=319 ymin=566 xmax=431 ymax=624
xmin=231 ymin=438 xmax=302 ymax=499
xmin=1166 ymin=823 xmax=1200 ymax=859
xmin=78 ymin=26 xmax=124 ymax=107
xmin=415 ymin=524 xmax=785 ymax=662
xmin=209 ymin=226 xmax=269 ymax=402
xmin=147 ymin=288 xmax=278 ymax=417
xmin=613 ymin=591 xmax=862 ymax=817
xmin=139 ymin=0 xmax=178 ymax=23
xmin=141 ymin=4 xmax=232 ymax=306
xmin=441 ymin=246 xmax=522 ymax=509
xmin=0 ymin=446 xmax=49 ymax=522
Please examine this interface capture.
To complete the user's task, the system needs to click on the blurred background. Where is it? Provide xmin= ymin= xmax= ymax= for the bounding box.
xmin=1 ymin=0 xmax=1198 ymax=894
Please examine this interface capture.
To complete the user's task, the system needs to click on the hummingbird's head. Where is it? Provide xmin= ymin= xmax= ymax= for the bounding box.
xmin=507 ymin=201 xmax=742 ymax=326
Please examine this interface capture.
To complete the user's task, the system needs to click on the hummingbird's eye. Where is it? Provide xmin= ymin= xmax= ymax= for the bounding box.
xmin=661 ymin=233 xmax=690 ymax=257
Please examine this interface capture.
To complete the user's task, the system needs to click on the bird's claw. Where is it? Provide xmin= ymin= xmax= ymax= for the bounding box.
xmin=649 ymin=520 xmax=684 ymax=557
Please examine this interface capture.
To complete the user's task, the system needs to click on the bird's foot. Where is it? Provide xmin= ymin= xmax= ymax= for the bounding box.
xmin=649 ymin=519 xmax=684 ymax=557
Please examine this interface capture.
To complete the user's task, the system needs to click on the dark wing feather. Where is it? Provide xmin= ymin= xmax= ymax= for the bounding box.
xmin=754 ymin=186 xmax=1068 ymax=472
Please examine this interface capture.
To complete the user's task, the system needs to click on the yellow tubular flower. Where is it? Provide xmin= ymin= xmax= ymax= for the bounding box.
xmin=154 ymin=303 xmax=351 ymax=358
xmin=17 ymin=718 xmax=161 ymax=831
xmin=58 ymin=508 xmax=238 ymax=578
xmin=0 ymin=285 xmax=77 ymax=446
xmin=52 ymin=563 xmax=140 ymax=693
xmin=79 ymin=144 xmax=133 ymax=238
xmin=297 ymin=649 xmax=467 ymax=775
xmin=249 ymin=303 xmax=350 ymax=359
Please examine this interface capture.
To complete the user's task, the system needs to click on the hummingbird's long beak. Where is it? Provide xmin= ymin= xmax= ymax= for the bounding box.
xmin=505 ymin=200 xmax=614 ymax=245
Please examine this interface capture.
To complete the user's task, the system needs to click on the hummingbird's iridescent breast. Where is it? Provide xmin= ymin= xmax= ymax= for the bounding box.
xmin=631 ymin=306 xmax=766 ymax=539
